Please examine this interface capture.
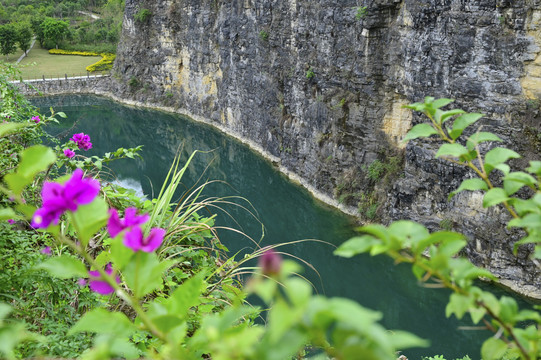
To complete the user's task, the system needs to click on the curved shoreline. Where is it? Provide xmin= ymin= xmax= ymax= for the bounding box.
xmin=29 ymin=87 xmax=360 ymax=219
xmin=23 ymin=84 xmax=541 ymax=301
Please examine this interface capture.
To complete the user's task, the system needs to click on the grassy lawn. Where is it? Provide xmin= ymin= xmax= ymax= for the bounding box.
xmin=17 ymin=44 xmax=102 ymax=80
xmin=2 ymin=48 xmax=24 ymax=63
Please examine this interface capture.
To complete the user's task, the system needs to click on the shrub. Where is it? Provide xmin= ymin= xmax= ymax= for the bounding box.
xmin=259 ymin=30 xmax=269 ymax=41
xmin=48 ymin=49 xmax=116 ymax=72
xmin=134 ymin=8 xmax=152 ymax=23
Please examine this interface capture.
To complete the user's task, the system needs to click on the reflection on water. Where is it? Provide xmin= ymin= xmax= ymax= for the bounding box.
xmin=112 ymin=177 xmax=146 ymax=199
xmin=34 ymin=94 xmax=522 ymax=359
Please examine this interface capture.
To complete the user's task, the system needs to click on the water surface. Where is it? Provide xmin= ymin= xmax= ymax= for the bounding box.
xmin=34 ymin=94 xmax=501 ymax=359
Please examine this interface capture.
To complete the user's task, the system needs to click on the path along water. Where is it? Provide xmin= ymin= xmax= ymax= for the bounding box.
xmin=32 ymin=94 xmax=535 ymax=359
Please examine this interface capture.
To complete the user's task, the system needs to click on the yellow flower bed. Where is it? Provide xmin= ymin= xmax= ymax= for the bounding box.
xmin=49 ymin=49 xmax=116 ymax=72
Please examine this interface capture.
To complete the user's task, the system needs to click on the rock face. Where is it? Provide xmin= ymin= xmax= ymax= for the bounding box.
xmin=110 ymin=0 xmax=541 ymax=297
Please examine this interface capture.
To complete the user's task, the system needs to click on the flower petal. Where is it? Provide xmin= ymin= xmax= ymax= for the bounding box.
xmin=124 ymin=207 xmax=149 ymax=228
xmin=107 ymin=209 xmax=124 ymax=237
xmin=123 ymin=226 xmax=143 ymax=251
xmin=141 ymin=228 xmax=165 ymax=253
xmin=89 ymin=279 xmax=115 ymax=295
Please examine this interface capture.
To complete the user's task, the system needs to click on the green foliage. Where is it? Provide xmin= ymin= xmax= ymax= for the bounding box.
xmin=305 ymin=67 xmax=315 ymax=80
xmin=337 ymin=96 xmax=541 ymax=360
xmin=258 ymin=30 xmax=269 ymax=41
xmin=15 ymin=23 xmax=32 ymax=54
xmin=40 ymin=18 xmax=69 ymax=49
xmin=128 ymin=76 xmax=139 ymax=89
xmin=355 ymin=5 xmax=367 ymax=20
xmin=134 ymin=8 xmax=152 ymax=23
xmin=0 ymin=24 xmax=17 ymax=58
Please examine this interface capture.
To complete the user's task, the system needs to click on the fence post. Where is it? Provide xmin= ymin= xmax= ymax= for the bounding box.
xmin=87 ymin=71 xmax=89 ymax=78
xmin=65 ymin=74 xmax=67 ymax=80
xmin=42 ymin=75 xmax=45 ymax=81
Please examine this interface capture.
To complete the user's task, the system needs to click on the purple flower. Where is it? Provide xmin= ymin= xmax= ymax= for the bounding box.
xmin=88 ymin=264 xmax=120 ymax=295
xmin=123 ymin=226 xmax=165 ymax=253
xmin=31 ymin=169 xmax=100 ymax=229
xmin=41 ymin=246 xmax=52 ymax=255
xmin=32 ymin=116 xmax=40 ymax=124
xmin=107 ymin=208 xmax=150 ymax=238
xmin=78 ymin=278 xmax=87 ymax=287
xmin=7 ymin=219 xmax=15 ymax=225
xmin=70 ymin=133 xmax=93 ymax=151
xmin=63 ymin=148 xmax=75 ymax=158
xmin=259 ymin=249 xmax=282 ymax=276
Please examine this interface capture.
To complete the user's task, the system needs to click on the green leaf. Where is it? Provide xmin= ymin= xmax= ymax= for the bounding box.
xmin=449 ymin=178 xmax=488 ymax=200
xmin=503 ymin=171 xmax=537 ymax=195
xmin=334 ymin=235 xmax=379 ymax=258
xmin=123 ymin=252 xmax=174 ymax=298
xmin=69 ymin=308 xmax=136 ymax=337
xmin=388 ymin=220 xmax=430 ymax=247
xmin=526 ymin=160 xmax=541 ymax=176
xmin=0 ymin=122 xmax=27 ymax=137
xmin=469 ymin=307 xmax=486 ymax=324
xmin=165 ymin=272 xmax=205 ymax=319
xmin=436 ymin=143 xmax=469 ymax=159
xmin=417 ymin=231 xmax=465 ymax=255
xmin=17 ymin=145 xmax=56 ymax=179
xmin=499 ymin=296 xmax=519 ymax=325
xmin=484 ymin=147 xmax=521 ymax=175
xmin=449 ymin=113 xmax=483 ymax=140
xmin=483 ymin=188 xmax=510 ymax=208
xmin=466 ymin=132 xmax=502 ymax=151
xmin=446 ymin=293 xmax=472 ymax=319
xmin=0 ymin=208 xmax=16 ymax=221
xmin=481 ymin=338 xmax=508 ymax=360
xmin=36 ymin=255 xmax=87 ymax=279
xmin=389 ymin=330 xmax=429 ymax=350
xmin=5 ymin=146 xmax=56 ymax=195
xmin=431 ymin=98 xmax=454 ymax=110
xmin=110 ymin=237 xmax=135 ymax=270
xmin=70 ymin=197 xmax=109 ymax=247
xmin=0 ymin=303 xmax=12 ymax=320
xmin=56 ymin=111 xmax=67 ymax=118
xmin=439 ymin=109 xmax=466 ymax=123
xmin=403 ymin=123 xmax=438 ymax=142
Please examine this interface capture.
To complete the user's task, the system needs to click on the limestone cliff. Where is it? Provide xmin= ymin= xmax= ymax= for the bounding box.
xmin=110 ymin=0 xmax=541 ymax=297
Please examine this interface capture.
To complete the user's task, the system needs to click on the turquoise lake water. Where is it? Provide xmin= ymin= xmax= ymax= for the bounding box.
xmin=33 ymin=93 xmax=525 ymax=359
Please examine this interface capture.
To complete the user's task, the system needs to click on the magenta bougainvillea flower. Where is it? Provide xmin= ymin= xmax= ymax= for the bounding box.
xmin=88 ymin=264 xmax=120 ymax=295
xmin=259 ymin=249 xmax=282 ymax=276
xmin=123 ymin=226 xmax=165 ymax=253
xmin=70 ymin=133 xmax=93 ymax=151
xmin=32 ymin=116 xmax=40 ymax=123
xmin=7 ymin=219 xmax=15 ymax=225
xmin=107 ymin=208 xmax=150 ymax=238
xmin=63 ymin=148 xmax=75 ymax=158
xmin=31 ymin=169 xmax=100 ymax=229
xmin=41 ymin=246 xmax=52 ymax=255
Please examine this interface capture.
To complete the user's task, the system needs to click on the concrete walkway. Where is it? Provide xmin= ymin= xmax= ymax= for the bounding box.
xmin=15 ymin=38 xmax=36 ymax=64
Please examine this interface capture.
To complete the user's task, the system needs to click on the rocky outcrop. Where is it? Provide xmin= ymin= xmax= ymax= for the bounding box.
xmin=30 ymin=1 xmax=540 ymax=297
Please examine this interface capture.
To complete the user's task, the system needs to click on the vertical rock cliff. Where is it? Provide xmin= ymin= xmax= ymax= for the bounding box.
xmin=112 ymin=0 xmax=541 ymax=297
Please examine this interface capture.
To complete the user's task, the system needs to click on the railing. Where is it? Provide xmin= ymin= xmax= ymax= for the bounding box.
xmin=12 ymin=71 xmax=111 ymax=83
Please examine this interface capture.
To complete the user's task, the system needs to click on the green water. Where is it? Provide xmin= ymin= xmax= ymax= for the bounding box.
xmin=34 ymin=94 xmax=509 ymax=359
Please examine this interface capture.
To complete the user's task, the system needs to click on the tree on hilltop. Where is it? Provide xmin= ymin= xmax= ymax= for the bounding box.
xmin=15 ymin=23 xmax=32 ymax=55
xmin=40 ymin=18 xmax=69 ymax=49
xmin=0 ymin=24 xmax=17 ymax=60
